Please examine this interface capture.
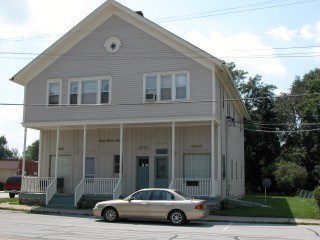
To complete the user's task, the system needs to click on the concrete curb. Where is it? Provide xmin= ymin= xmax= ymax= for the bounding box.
xmin=1 ymin=203 xmax=320 ymax=225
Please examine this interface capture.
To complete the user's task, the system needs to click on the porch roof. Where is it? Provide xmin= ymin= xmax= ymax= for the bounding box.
xmin=23 ymin=116 xmax=220 ymax=130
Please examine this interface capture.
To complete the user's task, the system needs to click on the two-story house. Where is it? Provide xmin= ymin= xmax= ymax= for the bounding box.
xmin=11 ymin=0 xmax=249 ymax=208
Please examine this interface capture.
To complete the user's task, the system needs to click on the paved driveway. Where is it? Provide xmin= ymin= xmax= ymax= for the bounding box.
xmin=0 ymin=191 xmax=14 ymax=198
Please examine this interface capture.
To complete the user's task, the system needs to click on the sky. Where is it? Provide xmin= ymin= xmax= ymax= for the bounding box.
xmin=0 ymin=0 xmax=320 ymax=154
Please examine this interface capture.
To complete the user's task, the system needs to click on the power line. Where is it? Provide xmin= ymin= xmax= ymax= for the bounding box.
xmin=157 ymin=0 xmax=319 ymax=23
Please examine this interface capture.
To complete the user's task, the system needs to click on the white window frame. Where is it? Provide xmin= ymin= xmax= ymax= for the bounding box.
xmin=143 ymin=71 xmax=190 ymax=102
xmin=47 ymin=79 xmax=62 ymax=107
xmin=68 ymin=76 xmax=112 ymax=105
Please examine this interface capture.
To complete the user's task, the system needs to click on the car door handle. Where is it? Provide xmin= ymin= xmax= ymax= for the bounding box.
xmin=141 ymin=202 xmax=147 ymax=205
xmin=165 ymin=203 xmax=171 ymax=206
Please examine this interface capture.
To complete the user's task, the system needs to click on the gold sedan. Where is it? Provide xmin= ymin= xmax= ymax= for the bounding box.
xmin=93 ymin=188 xmax=209 ymax=225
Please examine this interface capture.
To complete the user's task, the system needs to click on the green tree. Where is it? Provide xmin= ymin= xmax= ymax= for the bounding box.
xmin=0 ymin=135 xmax=14 ymax=159
xmin=275 ymin=68 xmax=320 ymax=189
xmin=227 ymin=63 xmax=281 ymax=191
xmin=274 ymin=160 xmax=307 ymax=194
xmin=25 ymin=140 xmax=39 ymax=162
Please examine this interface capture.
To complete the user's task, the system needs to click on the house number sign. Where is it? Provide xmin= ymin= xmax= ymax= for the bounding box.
xmin=191 ymin=144 xmax=202 ymax=149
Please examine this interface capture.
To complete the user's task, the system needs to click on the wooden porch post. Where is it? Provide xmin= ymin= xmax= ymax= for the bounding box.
xmin=171 ymin=122 xmax=175 ymax=183
xmin=119 ymin=124 xmax=123 ymax=182
xmin=211 ymin=121 xmax=215 ymax=197
xmin=21 ymin=127 xmax=27 ymax=191
xmin=82 ymin=125 xmax=87 ymax=179
xmin=38 ymin=129 xmax=42 ymax=177
xmin=55 ymin=126 xmax=60 ymax=179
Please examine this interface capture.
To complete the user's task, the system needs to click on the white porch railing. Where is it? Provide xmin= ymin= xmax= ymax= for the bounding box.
xmin=74 ymin=178 xmax=119 ymax=206
xmin=22 ymin=177 xmax=55 ymax=193
xmin=84 ymin=178 xmax=119 ymax=195
xmin=45 ymin=179 xmax=57 ymax=205
xmin=170 ymin=178 xmax=212 ymax=197
xmin=113 ymin=179 xmax=122 ymax=200
xmin=74 ymin=179 xmax=85 ymax=207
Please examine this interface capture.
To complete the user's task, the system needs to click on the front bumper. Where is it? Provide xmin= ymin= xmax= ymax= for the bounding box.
xmin=92 ymin=207 xmax=103 ymax=217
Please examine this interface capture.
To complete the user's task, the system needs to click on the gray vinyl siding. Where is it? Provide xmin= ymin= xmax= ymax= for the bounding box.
xmin=24 ymin=15 xmax=213 ymax=124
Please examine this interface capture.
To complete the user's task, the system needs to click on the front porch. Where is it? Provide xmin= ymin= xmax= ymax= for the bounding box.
xmin=20 ymin=120 xmax=223 ymax=208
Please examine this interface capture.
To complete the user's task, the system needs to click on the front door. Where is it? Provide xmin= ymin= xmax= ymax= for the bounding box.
xmin=136 ymin=156 xmax=149 ymax=190
xmin=154 ymin=157 xmax=168 ymax=188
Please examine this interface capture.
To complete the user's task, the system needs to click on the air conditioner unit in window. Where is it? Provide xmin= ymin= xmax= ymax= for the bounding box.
xmin=145 ymin=93 xmax=156 ymax=101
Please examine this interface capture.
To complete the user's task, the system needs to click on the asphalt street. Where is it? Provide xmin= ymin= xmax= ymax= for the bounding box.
xmin=0 ymin=210 xmax=320 ymax=240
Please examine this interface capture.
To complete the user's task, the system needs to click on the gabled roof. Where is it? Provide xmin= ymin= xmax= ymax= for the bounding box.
xmin=0 ymin=160 xmax=20 ymax=170
xmin=10 ymin=0 xmax=249 ymax=119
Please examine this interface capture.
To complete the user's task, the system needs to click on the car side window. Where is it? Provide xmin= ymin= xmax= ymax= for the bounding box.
xmin=131 ymin=190 xmax=152 ymax=200
xmin=151 ymin=190 xmax=174 ymax=201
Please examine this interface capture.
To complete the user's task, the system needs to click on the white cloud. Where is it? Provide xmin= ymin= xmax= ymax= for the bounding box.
xmin=184 ymin=30 xmax=287 ymax=81
xmin=266 ymin=26 xmax=298 ymax=41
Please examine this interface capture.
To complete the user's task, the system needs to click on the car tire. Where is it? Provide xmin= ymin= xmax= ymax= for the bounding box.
xmin=169 ymin=210 xmax=186 ymax=225
xmin=9 ymin=193 xmax=15 ymax=198
xmin=102 ymin=207 xmax=119 ymax=222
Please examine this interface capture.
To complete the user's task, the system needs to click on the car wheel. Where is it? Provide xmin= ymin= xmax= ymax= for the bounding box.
xmin=9 ymin=193 xmax=15 ymax=198
xmin=102 ymin=207 xmax=119 ymax=222
xmin=169 ymin=210 xmax=186 ymax=225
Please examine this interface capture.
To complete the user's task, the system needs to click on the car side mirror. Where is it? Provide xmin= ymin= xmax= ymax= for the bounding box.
xmin=127 ymin=197 xmax=133 ymax=202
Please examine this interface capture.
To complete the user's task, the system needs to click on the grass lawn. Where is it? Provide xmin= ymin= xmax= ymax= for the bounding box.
xmin=211 ymin=194 xmax=320 ymax=219
xmin=0 ymin=198 xmax=19 ymax=205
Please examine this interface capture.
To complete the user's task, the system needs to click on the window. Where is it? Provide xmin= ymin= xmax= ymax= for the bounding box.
xmin=184 ymin=153 xmax=210 ymax=178
xmin=151 ymin=190 xmax=174 ymax=201
xmin=49 ymin=155 xmax=71 ymax=179
xmin=145 ymin=76 xmax=157 ymax=99
xmin=131 ymin=190 xmax=152 ymax=200
xmin=85 ymin=157 xmax=95 ymax=178
xmin=47 ymin=80 xmax=61 ymax=106
xmin=160 ymin=75 xmax=172 ymax=100
xmin=176 ymin=74 xmax=187 ymax=99
xmin=82 ymin=80 xmax=97 ymax=104
xmin=144 ymin=71 xmax=189 ymax=102
xmin=114 ymin=155 xmax=123 ymax=174
xmin=68 ymin=76 xmax=111 ymax=105
xmin=69 ymin=81 xmax=79 ymax=104
xmin=101 ymin=79 xmax=110 ymax=104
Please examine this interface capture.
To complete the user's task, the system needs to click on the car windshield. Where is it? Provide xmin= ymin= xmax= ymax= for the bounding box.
xmin=174 ymin=190 xmax=192 ymax=200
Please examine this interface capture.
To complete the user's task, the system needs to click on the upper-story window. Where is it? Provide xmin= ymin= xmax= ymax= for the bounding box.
xmin=144 ymin=71 xmax=189 ymax=102
xmin=47 ymin=79 xmax=61 ymax=106
xmin=68 ymin=76 xmax=111 ymax=105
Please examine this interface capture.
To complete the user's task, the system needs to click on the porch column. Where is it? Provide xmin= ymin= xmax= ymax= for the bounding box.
xmin=82 ymin=125 xmax=87 ymax=179
xmin=38 ymin=129 xmax=42 ymax=177
xmin=55 ymin=126 xmax=60 ymax=179
xmin=211 ymin=121 xmax=215 ymax=197
xmin=171 ymin=122 xmax=175 ymax=183
xmin=21 ymin=127 xmax=27 ymax=191
xmin=119 ymin=124 xmax=123 ymax=181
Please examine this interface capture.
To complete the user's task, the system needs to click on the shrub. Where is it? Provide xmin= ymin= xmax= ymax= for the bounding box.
xmin=314 ymin=186 xmax=320 ymax=208
xmin=274 ymin=160 xmax=307 ymax=194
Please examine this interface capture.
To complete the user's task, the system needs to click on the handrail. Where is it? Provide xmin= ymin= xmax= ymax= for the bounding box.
xmin=45 ymin=179 xmax=57 ymax=205
xmin=113 ymin=179 xmax=121 ymax=200
xmin=74 ymin=179 xmax=85 ymax=207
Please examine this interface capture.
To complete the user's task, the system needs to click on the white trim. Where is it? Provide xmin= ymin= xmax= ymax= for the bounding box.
xmin=46 ymin=79 xmax=62 ymax=108
xmin=38 ymin=130 xmax=42 ymax=177
xmin=68 ymin=75 xmax=112 ymax=105
xmin=82 ymin=125 xmax=87 ymax=180
xmin=119 ymin=124 xmax=123 ymax=182
xmin=55 ymin=126 xmax=60 ymax=179
xmin=21 ymin=127 xmax=27 ymax=191
xmin=171 ymin=122 xmax=175 ymax=182
xmin=23 ymin=115 xmax=220 ymax=128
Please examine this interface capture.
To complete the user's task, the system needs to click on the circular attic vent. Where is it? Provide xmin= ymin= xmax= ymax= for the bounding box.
xmin=104 ymin=37 xmax=121 ymax=53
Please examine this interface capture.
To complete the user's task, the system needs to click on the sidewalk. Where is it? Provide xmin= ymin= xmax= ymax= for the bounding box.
xmin=1 ymin=203 xmax=320 ymax=225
